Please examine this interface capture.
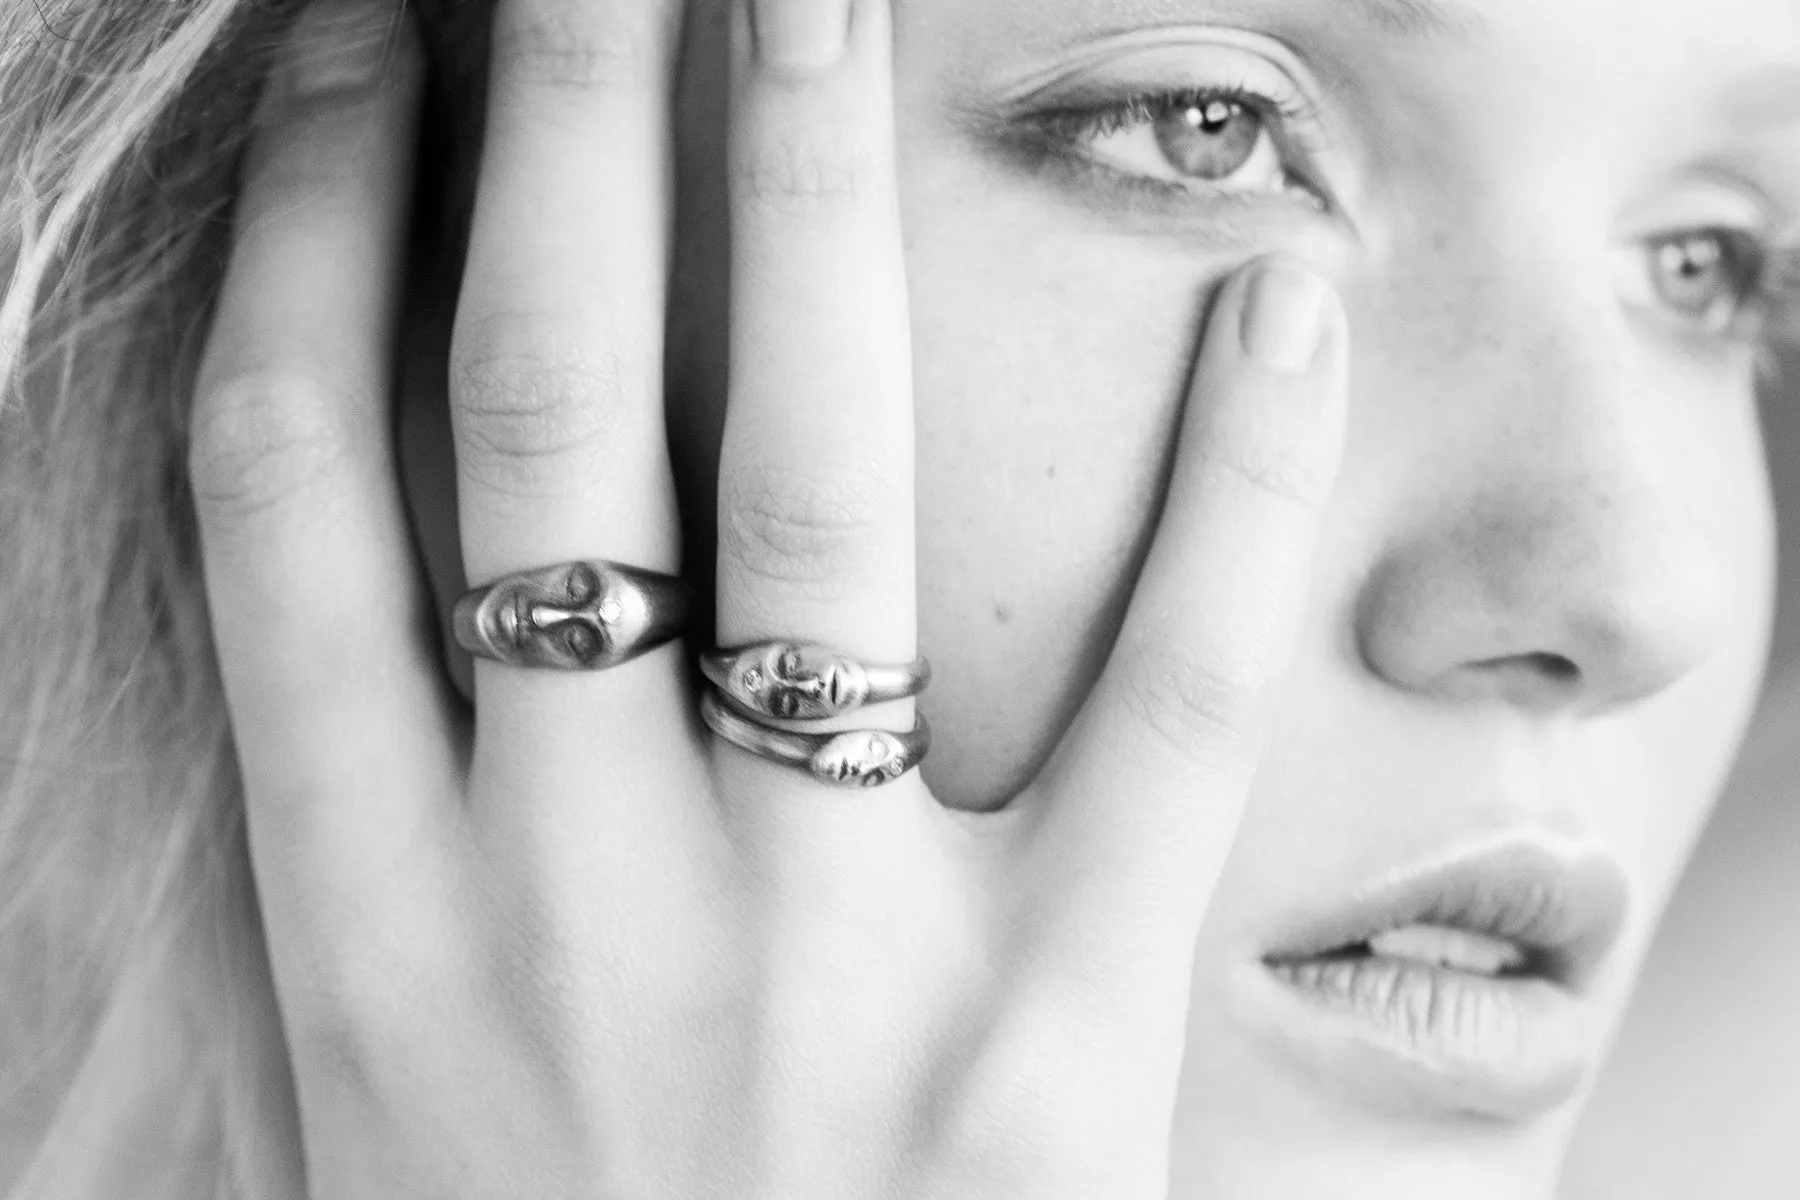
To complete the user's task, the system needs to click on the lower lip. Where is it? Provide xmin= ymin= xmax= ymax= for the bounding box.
xmin=1259 ymin=954 xmax=1595 ymax=1121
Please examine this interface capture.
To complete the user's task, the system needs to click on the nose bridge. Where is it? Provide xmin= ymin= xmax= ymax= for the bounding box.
xmin=1357 ymin=259 xmax=1729 ymax=716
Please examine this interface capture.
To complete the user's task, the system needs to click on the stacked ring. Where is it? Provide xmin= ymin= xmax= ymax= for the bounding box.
xmin=699 ymin=641 xmax=933 ymax=789
xmin=700 ymin=642 xmax=931 ymax=722
xmin=700 ymin=689 xmax=931 ymax=789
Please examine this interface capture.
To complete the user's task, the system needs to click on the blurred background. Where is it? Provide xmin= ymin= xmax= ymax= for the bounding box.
xmin=1561 ymin=345 xmax=1800 ymax=1193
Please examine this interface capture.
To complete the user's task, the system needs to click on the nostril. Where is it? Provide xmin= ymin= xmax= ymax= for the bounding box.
xmin=1518 ymin=652 xmax=1581 ymax=685
xmin=1453 ymin=652 xmax=1583 ymax=708
xmin=1466 ymin=652 xmax=1578 ymax=679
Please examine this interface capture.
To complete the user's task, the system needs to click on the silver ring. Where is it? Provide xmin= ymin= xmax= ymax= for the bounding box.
xmin=700 ymin=688 xmax=930 ymax=789
xmin=700 ymin=642 xmax=931 ymax=722
xmin=453 ymin=559 xmax=690 ymax=671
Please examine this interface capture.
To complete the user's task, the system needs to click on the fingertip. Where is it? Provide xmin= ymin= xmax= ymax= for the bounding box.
xmin=1192 ymin=254 xmax=1350 ymax=444
xmin=749 ymin=0 xmax=853 ymax=76
xmin=1213 ymin=254 xmax=1338 ymax=374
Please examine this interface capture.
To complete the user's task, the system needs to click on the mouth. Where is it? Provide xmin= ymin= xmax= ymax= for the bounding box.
xmin=1257 ymin=839 xmax=1630 ymax=1122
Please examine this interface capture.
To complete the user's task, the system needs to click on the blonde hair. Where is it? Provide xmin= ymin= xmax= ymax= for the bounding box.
xmin=0 ymin=1 xmax=301 ymax=1196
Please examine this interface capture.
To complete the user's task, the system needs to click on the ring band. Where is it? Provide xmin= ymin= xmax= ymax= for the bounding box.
xmin=453 ymin=559 xmax=690 ymax=671
xmin=700 ymin=688 xmax=930 ymax=789
xmin=700 ymin=642 xmax=931 ymax=722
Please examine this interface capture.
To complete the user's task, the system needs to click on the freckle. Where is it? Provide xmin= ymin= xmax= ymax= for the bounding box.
xmin=1046 ymin=464 xmax=1058 ymax=479
xmin=994 ymin=602 xmax=1014 ymax=625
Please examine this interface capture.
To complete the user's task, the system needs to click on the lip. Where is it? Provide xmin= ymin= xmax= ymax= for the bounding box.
xmin=1255 ymin=838 xmax=1631 ymax=1121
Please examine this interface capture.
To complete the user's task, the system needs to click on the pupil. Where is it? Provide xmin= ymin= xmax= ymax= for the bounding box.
xmin=1153 ymin=98 xmax=1262 ymax=181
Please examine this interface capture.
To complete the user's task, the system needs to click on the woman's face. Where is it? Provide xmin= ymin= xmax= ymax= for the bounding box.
xmin=408 ymin=0 xmax=1795 ymax=1192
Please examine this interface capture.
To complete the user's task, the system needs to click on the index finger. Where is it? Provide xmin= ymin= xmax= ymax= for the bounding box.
xmin=1029 ymin=258 xmax=1349 ymax=966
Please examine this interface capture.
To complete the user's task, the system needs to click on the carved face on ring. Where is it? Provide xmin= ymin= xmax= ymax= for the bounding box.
xmin=736 ymin=644 xmax=872 ymax=721
xmin=811 ymin=730 xmax=912 ymax=788
xmin=470 ymin=562 xmax=623 ymax=671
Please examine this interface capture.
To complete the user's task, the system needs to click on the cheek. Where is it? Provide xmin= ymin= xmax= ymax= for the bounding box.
xmin=901 ymin=176 xmax=1233 ymax=806
xmin=1604 ymin=362 xmax=1780 ymax=873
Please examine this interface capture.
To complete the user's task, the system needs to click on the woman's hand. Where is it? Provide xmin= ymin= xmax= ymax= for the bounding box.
xmin=188 ymin=0 xmax=1347 ymax=1196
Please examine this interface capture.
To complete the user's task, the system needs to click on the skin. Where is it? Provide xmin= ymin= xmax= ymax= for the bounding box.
xmin=198 ymin=0 xmax=1792 ymax=1195
xmin=654 ymin=0 xmax=1787 ymax=1192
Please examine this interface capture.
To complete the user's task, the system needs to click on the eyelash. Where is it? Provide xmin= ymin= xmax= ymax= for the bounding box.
xmin=1034 ymin=84 xmax=1313 ymax=143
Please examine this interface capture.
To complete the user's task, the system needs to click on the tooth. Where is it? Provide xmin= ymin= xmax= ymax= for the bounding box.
xmin=1367 ymin=924 xmax=1527 ymax=975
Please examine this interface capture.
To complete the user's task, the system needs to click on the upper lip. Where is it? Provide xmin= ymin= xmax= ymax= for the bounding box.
xmin=1261 ymin=838 xmax=1631 ymax=989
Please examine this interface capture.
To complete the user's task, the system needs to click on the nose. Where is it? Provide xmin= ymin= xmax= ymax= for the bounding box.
xmin=1355 ymin=297 xmax=1732 ymax=718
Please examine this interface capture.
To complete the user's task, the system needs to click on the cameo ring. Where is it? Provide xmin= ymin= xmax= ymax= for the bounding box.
xmin=701 ymin=642 xmax=932 ymax=721
xmin=453 ymin=559 xmax=691 ymax=671
xmin=700 ymin=688 xmax=931 ymax=789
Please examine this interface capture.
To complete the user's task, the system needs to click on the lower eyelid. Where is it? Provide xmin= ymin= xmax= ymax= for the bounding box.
xmin=1008 ymin=140 xmax=1334 ymax=244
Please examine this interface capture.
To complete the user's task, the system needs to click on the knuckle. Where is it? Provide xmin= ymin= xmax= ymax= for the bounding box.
xmin=1114 ymin=632 xmax=1265 ymax=760
xmin=930 ymin=1002 xmax=1140 ymax=1192
xmin=1202 ymin=399 xmax=1338 ymax=510
xmin=490 ymin=0 xmax=669 ymax=93
xmin=733 ymin=134 xmax=878 ymax=221
xmin=282 ymin=950 xmax=415 ymax=1101
xmin=449 ymin=325 xmax=633 ymax=496
xmin=188 ymin=373 xmax=356 ymax=520
xmin=719 ymin=460 xmax=890 ymax=594
xmin=240 ymin=133 xmax=364 ymax=222
xmin=288 ymin=1003 xmax=392 ymax=1104
xmin=1207 ymin=424 xmax=1329 ymax=509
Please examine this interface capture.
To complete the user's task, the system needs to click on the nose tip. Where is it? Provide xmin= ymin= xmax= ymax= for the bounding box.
xmin=1358 ymin=514 xmax=1730 ymax=718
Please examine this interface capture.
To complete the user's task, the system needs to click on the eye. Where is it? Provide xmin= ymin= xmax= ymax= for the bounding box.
xmin=565 ymin=564 xmax=600 ymax=605
xmin=1101 ymin=93 xmax=1278 ymax=187
xmin=1653 ymin=231 xmax=1760 ymax=328
xmin=1624 ymin=228 xmax=1770 ymax=336
xmin=563 ymin=623 xmax=599 ymax=661
xmin=1028 ymin=85 xmax=1326 ymax=208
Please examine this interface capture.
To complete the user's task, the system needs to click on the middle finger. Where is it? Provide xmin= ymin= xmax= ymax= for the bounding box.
xmin=454 ymin=0 xmax=684 ymax=627
xmin=453 ymin=0 xmax=689 ymax=741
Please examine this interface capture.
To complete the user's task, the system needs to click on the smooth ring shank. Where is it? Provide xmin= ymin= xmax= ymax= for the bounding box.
xmin=700 ymin=688 xmax=931 ymax=789
xmin=700 ymin=642 xmax=931 ymax=721
xmin=453 ymin=560 xmax=691 ymax=671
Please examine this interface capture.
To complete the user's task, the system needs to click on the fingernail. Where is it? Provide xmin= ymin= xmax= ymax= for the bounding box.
xmin=259 ymin=0 xmax=402 ymax=122
xmin=1240 ymin=259 xmax=1331 ymax=375
xmin=753 ymin=0 xmax=853 ymax=75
